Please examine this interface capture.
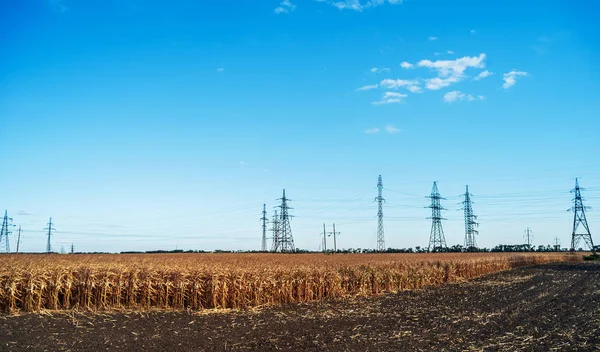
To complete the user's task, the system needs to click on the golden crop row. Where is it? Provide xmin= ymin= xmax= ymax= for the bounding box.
xmin=0 ymin=253 xmax=578 ymax=313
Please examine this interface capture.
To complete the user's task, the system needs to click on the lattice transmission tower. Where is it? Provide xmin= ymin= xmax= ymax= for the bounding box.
xmin=272 ymin=190 xmax=295 ymax=252
xmin=461 ymin=186 xmax=479 ymax=250
xmin=44 ymin=217 xmax=56 ymax=253
xmin=569 ymin=178 xmax=595 ymax=253
xmin=0 ymin=210 xmax=15 ymax=253
xmin=260 ymin=204 xmax=269 ymax=252
xmin=375 ymin=175 xmax=385 ymax=252
xmin=426 ymin=182 xmax=447 ymax=252
xmin=270 ymin=210 xmax=280 ymax=252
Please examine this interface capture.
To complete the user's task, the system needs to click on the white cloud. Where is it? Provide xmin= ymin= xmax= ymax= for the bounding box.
xmin=473 ymin=70 xmax=493 ymax=80
xmin=380 ymin=79 xmax=417 ymax=89
xmin=400 ymin=62 xmax=413 ymax=69
xmin=240 ymin=161 xmax=246 ymax=165
xmin=216 ymin=67 xmax=224 ymax=72
xmin=443 ymin=91 xmax=484 ymax=103
xmin=372 ymin=91 xmax=407 ymax=105
xmin=380 ymin=78 xmax=421 ymax=93
xmin=407 ymin=85 xmax=422 ymax=93
xmin=364 ymin=127 xmax=380 ymax=134
xmin=429 ymin=36 xmax=439 ymax=41
xmin=370 ymin=67 xmax=390 ymax=73
xmin=470 ymin=29 xmax=476 ymax=34
xmin=274 ymin=0 xmax=296 ymax=14
xmin=357 ymin=84 xmax=379 ymax=91
xmin=447 ymin=50 xmax=454 ymax=55
xmin=418 ymin=53 xmax=486 ymax=90
xmin=385 ymin=125 xmax=400 ymax=133
xmin=502 ymin=70 xmax=528 ymax=89
xmin=326 ymin=0 xmax=404 ymax=11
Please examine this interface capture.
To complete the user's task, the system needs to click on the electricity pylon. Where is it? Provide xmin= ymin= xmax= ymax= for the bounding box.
xmin=426 ymin=182 xmax=447 ymax=252
xmin=273 ymin=189 xmax=295 ymax=252
xmin=375 ymin=175 xmax=385 ymax=252
xmin=524 ymin=227 xmax=534 ymax=249
xmin=260 ymin=204 xmax=268 ymax=252
xmin=461 ymin=186 xmax=479 ymax=250
xmin=44 ymin=217 xmax=56 ymax=253
xmin=270 ymin=210 xmax=280 ymax=252
xmin=0 ymin=211 xmax=15 ymax=253
xmin=569 ymin=178 xmax=595 ymax=253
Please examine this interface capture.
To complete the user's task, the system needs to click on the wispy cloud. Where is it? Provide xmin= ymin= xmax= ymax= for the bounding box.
xmin=364 ymin=127 xmax=380 ymax=134
xmin=419 ymin=53 xmax=486 ymax=90
xmin=239 ymin=161 xmax=246 ymax=165
xmin=473 ymin=70 xmax=493 ymax=80
xmin=274 ymin=0 xmax=296 ymax=14
xmin=400 ymin=62 xmax=413 ymax=69
xmin=502 ymin=70 xmax=528 ymax=89
xmin=370 ymin=67 xmax=390 ymax=73
xmin=443 ymin=91 xmax=484 ymax=103
xmin=380 ymin=78 xmax=421 ymax=93
xmin=385 ymin=125 xmax=400 ymax=133
xmin=372 ymin=91 xmax=407 ymax=105
xmin=470 ymin=29 xmax=476 ymax=34
xmin=357 ymin=84 xmax=379 ymax=91
xmin=429 ymin=36 xmax=439 ymax=41
xmin=323 ymin=0 xmax=404 ymax=11
xmin=216 ymin=67 xmax=224 ymax=72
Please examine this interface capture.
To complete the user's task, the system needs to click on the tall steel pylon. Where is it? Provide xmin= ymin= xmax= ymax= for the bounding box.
xmin=524 ymin=227 xmax=534 ymax=249
xmin=44 ymin=217 xmax=56 ymax=253
xmin=569 ymin=178 xmax=595 ymax=252
xmin=270 ymin=210 xmax=280 ymax=252
xmin=375 ymin=175 xmax=385 ymax=252
xmin=271 ymin=189 xmax=295 ymax=252
xmin=0 ymin=210 xmax=15 ymax=253
xmin=260 ymin=204 xmax=269 ymax=252
xmin=461 ymin=186 xmax=479 ymax=249
xmin=426 ymin=182 xmax=447 ymax=252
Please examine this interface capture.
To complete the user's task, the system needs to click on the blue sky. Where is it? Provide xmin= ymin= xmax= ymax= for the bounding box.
xmin=1 ymin=0 xmax=599 ymax=252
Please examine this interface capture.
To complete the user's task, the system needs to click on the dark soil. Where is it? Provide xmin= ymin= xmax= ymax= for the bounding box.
xmin=1 ymin=262 xmax=599 ymax=351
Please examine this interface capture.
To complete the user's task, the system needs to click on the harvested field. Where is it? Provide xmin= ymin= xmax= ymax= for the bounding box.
xmin=1 ymin=261 xmax=598 ymax=351
xmin=0 ymin=253 xmax=578 ymax=313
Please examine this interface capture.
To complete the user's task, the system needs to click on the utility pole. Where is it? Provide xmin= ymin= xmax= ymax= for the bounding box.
xmin=270 ymin=210 xmax=280 ymax=252
xmin=0 ymin=210 xmax=15 ymax=253
xmin=44 ymin=217 xmax=56 ymax=253
xmin=321 ymin=223 xmax=327 ymax=253
xmin=329 ymin=223 xmax=340 ymax=253
xmin=426 ymin=182 xmax=447 ymax=252
xmin=16 ymin=226 xmax=22 ymax=253
xmin=70 ymin=242 xmax=74 ymax=254
xmin=260 ymin=204 xmax=268 ymax=252
xmin=523 ymin=227 xmax=534 ymax=250
xmin=569 ymin=178 xmax=595 ymax=253
xmin=461 ymin=186 xmax=479 ymax=250
xmin=375 ymin=175 xmax=385 ymax=252
xmin=553 ymin=237 xmax=561 ymax=252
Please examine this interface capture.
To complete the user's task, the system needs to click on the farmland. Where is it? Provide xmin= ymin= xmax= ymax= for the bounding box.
xmin=0 ymin=252 xmax=578 ymax=314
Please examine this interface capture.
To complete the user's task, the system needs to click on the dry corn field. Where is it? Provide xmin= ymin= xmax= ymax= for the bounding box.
xmin=0 ymin=252 xmax=579 ymax=314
